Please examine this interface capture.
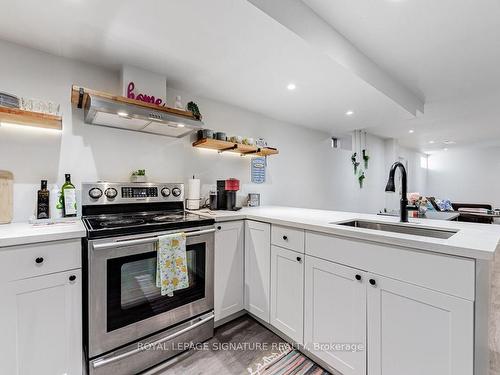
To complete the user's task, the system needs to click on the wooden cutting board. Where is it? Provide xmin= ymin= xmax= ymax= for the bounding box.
xmin=0 ymin=171 xmax=13 ymax=224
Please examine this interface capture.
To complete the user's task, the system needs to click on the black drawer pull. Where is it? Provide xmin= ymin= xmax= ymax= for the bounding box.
xmin=217 ymin=226 xmax=222 ymax=230
xmin=355 ymin=274 xmax=362 ymax=281
xmin=35 ymin=257 xmax=44 ymax=264
xmin=282 ymin=235 xmax=288 ymax=241
xmin=69 ymin=275 xmax=77 ymax=282
xmin=296 ymin=256 xmax=302 ymax=262
xmin=369 ymin=279 xmax=376 ymax=286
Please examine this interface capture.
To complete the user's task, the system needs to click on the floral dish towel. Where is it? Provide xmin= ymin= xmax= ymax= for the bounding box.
xmin=156 ymin=232 xmax=189 ymax=296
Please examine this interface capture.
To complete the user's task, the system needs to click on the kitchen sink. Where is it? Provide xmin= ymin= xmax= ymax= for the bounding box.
xmin=333 ymin=220 xmax=458 ymax=239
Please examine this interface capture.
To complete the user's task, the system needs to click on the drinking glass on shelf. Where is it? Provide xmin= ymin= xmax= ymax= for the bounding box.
xmin=20 ymin=97 xmax=33 ymax=111
xmin=47 ymin=101 xmax=60 ymax=116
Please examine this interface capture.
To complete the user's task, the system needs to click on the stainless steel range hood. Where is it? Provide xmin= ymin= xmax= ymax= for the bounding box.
xmin=83 ymin=94 xmax=203 ymax=138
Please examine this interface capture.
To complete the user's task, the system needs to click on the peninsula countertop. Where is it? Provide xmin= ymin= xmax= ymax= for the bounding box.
xmin=193 ymin=206 xmax=500 ymax=260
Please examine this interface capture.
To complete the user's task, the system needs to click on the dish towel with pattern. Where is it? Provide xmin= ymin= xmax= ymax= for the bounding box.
xmin=156 ymin=232 xmax=189 ymax=297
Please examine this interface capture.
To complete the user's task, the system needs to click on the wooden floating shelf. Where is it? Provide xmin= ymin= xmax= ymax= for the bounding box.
xmin=70 ymin=85 xmax=198 ymax=120
xmin=193 ymin=138 xmax=279 ymax=156
xmin=0 ymin=106 xmax=62 ymax=130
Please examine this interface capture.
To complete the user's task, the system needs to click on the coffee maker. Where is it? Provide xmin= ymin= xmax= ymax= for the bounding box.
xmin=216 ymin=178 xmax=241 ymax=211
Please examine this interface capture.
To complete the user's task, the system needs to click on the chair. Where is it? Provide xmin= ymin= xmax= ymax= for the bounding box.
xmin=451 ymin=203 xmax=494 ymax=224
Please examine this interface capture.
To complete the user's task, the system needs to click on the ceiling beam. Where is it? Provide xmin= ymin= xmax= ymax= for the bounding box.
xmin=248 ymin=0 xmax=424 ymax=116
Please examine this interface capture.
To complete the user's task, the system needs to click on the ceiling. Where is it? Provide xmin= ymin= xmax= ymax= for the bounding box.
xmin=302 ymin=0 xmax=500 ymax=151
xmin=0 ymin=0 xmax=499 ymax=152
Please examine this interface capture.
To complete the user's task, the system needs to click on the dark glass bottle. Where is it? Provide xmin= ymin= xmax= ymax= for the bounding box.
xmin=36 ymin=180 xmax=50 ymax=219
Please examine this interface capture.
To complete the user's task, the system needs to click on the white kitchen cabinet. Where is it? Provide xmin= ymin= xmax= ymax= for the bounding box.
xmin=214 ymin=220 xmax=245 ymax=322
xmin=270 ymin=245 xmax=304 ymax=343
xmin=304 ymin=255 xmax=366 ymax=375
xmin=0 ymin=269 xmax=82 ymax=375
xmin=244 ymin=220 xmax=271 ymax=322
xmin=367 ymin=273 xmax=474 ymax=375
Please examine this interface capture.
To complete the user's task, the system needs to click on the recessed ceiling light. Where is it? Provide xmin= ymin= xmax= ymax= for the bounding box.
xmin=409 ymin=129 xmax=414 ymax=134
xmin=345 ymin=110 xmax=354 ymax=116
xmin=287 ymin=83 xmax=296 ymax=91
xmin=117 ymin=111 xmax=129 ymax=117
xmin=429 ymin=140 xmax=435 ymax=144
xmin=443 ymin=148 xmax=449 ymax=151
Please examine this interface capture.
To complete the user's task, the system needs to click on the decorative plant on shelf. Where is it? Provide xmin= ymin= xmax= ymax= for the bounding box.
xmin=132 ymin=169 xmax=146 ymax=176
xmin=131 ymin=169 xmax=147 ymax=183
xmin=186 ymin=101 xmax=202 ymax=120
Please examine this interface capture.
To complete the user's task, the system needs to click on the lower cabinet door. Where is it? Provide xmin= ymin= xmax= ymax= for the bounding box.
xmin=270 ymin=245 xmax=304 ymax=344
xmin=244 ymin=220 xmax=271 ymax=322
xmin=304 ymin=256 xmax=366 ymax=375
xmin=0 ymin=269 xmax=82 ymax=375
xmin=367 ymin=273 xmax=474 ymax=375
xmin=214 ymin=221 xmax=245 ymax=321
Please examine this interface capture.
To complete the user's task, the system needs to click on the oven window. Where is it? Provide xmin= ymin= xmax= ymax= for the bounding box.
xmin=106 ymin=243 xmax=206 ymax=332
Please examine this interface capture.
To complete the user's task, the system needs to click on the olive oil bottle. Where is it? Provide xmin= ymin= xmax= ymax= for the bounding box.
xmin=62 ymin=174 xmax=77 ymax=217
xmin=36 ymin=180 xmax=50 ymax=219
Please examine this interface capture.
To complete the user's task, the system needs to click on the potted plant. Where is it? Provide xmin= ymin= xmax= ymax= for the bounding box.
xmin=131 ymin=169 xmax=147 ymax=183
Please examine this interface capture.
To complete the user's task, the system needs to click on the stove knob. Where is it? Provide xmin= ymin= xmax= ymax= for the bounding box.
xmin=88 ymin=188 xmax=103 ymax=199
xmin=161 ymin=188 xmax=171 ymax=197
xmin=172 ymin=187 xmax=182 ymax=197
xmin=105 ymin=188 xmax=118 ymax=199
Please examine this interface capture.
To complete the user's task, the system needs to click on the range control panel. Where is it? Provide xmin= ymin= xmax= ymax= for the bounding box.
xmin=122 ymin=187 xmax=158 ymax=198
xmin=82 ymin=182 xmax=184 ymax=205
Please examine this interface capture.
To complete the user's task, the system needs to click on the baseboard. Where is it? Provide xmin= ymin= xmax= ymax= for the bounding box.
xmin=214 ymin=310 xmax=246 ymax=328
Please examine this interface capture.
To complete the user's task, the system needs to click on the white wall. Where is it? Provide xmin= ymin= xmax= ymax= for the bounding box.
xmin=428 ymin=147 xmax=500 ymax=207
xmin=325 ymin=133 xmax=387 ymax=213
xmin=0 ymin=40 xmax=427 ymax=221
xmin=383 ymin=139 xmax=428 ymax=210
xmin=0 ymin=40 xmax=334 ymax=222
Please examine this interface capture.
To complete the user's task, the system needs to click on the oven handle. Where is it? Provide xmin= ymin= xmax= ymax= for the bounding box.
xmin=92 ymin=312 xmax=215 ymax=369
xmin=92 ymin=228 xmax=216 ymax=251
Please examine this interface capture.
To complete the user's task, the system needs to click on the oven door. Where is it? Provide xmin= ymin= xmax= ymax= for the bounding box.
xmin=87 ymin=226 xmax=214 ymax=358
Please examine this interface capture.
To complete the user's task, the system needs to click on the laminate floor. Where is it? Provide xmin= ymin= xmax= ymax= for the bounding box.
xmin=148 ymin=315 xmax=291 ymax=375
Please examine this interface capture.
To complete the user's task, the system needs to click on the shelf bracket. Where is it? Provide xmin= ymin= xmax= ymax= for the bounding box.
xmin=77 ymin=88 xmax=85 ymax=109
xmin=240 ymin=147 xmax=262 ymax=156
xmin=218 ymin=144 xmax=238 ymax=153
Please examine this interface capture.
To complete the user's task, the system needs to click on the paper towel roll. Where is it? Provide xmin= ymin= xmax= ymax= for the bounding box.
xmin=187 ymin=178 xmax=201 ymax=200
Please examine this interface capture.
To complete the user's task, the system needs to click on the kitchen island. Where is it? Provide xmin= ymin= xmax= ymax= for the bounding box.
xmin=203 ymin=206 xmax=500 ymax=375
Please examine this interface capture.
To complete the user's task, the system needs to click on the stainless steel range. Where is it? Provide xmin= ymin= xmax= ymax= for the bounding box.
xmin=81 ymin=182 xmax=215 ymax=375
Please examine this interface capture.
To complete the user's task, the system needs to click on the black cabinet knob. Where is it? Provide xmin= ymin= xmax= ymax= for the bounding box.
xmin=369 ymin=279 xmax=376 ymax=286
xmin=217 ymin=226 xmax=222 ymax=230
xmin=296 ymin=256 xmax=302 ymax=262
xmin=35 ymin=257 xmax=44 ymax=264
xmin=69 ymin=275 xmax=77 ymax=282
xmin=282 ymin=235 xmax=288 ymax=241
xmin=355 ymin=274 xmax=362 ymax=281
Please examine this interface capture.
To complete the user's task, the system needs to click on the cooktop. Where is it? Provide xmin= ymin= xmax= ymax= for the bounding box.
xmin=83 ymin=210 xmax=215 ymax=239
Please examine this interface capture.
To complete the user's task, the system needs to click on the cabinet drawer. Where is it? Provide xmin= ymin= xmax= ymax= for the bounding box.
xmin=306 ymin=232 xmax=475 ymax=300
xmin=0 ymin=239 xmax=81 ymax=282
xmin=272 ymin=225 xmax=304 ymax=253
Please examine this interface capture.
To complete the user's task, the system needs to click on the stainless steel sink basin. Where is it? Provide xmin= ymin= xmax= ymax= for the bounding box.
xmin=334 ymin=220 xmax=458 ymax=239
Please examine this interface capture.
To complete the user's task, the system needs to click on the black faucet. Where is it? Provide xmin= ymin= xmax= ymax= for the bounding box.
xmin=385 ymin=161 xmax=408 ymax=223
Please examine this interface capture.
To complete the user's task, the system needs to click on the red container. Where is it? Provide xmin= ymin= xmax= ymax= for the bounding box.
xmin=225 ymin=178 xmax=240 ymax=191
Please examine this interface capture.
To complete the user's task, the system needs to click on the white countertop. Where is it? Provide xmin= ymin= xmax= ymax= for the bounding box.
xmin=0 ymin=220 xmax=86 ymax=248
xmin=194 ymin=206 xmax=500 ymax=260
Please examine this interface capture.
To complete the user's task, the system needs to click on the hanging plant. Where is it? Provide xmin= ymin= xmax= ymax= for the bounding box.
xmin=362 ymin=149 xmax=370 ymax=169
xmin=358 ymin=170 xmax=366 ymax=188
xmin=351 ymin=152 xmax=360 ymax=174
